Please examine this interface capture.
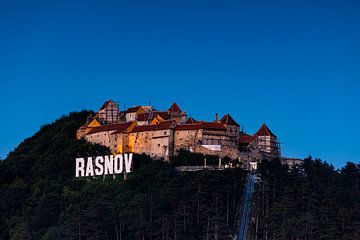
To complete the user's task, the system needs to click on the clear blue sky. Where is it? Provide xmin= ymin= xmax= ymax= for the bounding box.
xmin=1 ymin=0 xmax=359 ymax=168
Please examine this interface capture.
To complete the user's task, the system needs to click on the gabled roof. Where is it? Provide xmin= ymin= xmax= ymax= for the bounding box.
xmin=220 ymin=114 xmax=239 ymax=126
xmin=80 ymin=117 xmax=102 ymax=129
xmin=136 ymin=113 xmax=150 ymax=121
xmin=168 ymin=102 xmax=182 ymax=113
xmin=239 ymin=133 xmax=256 ymax=144
xmin=112 ymin=122 xmax=136 ymax=134
xmin=185 ymin=117 xmax=196 ymax=124
xmin=154 ymin=111 xmax=171 ymax=120
xmin=199 ymin=122 xmax=226 ymax=131
xmin=126 ymin=106 xmax=142 ymax=113
xmin=99 ymin=100 xmax=115 ymax=111
xmin=86 ymin=122 xmax=133 ymax=135
xmin=131 ymin=120 xmax=175 ymax=133
xmin=254 ymin=124 xmax=276 ymax=137
xmin=174 ymin=122 xmax=226 ymax=131
xmin=175 ymin=123 xmax=199 ymax=131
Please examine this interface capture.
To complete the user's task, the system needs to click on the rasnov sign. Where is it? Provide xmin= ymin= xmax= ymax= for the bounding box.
xmin=75 ymin=153 xmax=133 ymax=177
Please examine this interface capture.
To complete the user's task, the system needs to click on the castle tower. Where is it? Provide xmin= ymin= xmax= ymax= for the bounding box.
xmin=220 ymin=114 xmax=240 ymax=147
xmin=254 ymin=124 xmax=280 ymax=156
xmin=97 ymin=100 xmax=119 ymax=124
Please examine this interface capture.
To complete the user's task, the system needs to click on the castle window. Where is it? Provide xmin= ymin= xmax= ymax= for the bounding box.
xmin=164 ymin=131 xmax=167 ymax=135
xmin=158 ymin=144 xmax=160 ymax=147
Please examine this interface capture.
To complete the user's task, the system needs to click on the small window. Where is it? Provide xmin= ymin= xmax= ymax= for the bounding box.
xmin=164 ymin=131 xmax=167 ymax=135
xmin=158 ymin=144 xmax=160 ymax=147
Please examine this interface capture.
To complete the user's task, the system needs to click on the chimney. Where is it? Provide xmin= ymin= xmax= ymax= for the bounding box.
xmin=215 ymin=113 xmax=219 ymax=122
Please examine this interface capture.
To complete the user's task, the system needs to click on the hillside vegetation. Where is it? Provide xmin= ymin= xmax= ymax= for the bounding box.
xmin=0 ymin=111 xmax=245 ymax=240
xmin=250 ymin=158 xmax=360 ymax=240
xmin=1 ymin=111 xmax=359 ymax=240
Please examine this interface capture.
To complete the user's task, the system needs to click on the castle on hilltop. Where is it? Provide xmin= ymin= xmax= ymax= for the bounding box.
xmin=77 ymin=100 xmax=299 ymax=167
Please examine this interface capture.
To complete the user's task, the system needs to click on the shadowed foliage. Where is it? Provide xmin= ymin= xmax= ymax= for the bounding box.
xmin=0 ymin=111 xmax=246 ymax=240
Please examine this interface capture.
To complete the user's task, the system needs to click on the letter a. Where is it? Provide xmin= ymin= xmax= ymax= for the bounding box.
xmin=85 ymin=157 xmax=95 ymax=176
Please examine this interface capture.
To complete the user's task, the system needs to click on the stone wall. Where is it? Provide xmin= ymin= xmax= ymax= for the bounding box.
xmin=191 ymin=145 xmax=241 ymax=160
xmin=174 ymin=129 xmax=201 ymax=152
xmin=85 ymin=131 xmax=117 ymax=152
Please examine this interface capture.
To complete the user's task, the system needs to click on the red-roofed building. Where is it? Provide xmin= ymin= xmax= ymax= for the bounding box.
xmin=185 ymin=117 xmax=197 ymax=124
xmin=173 ymin=121 xmax=228 ymax=152
xmin=97 ymin=100 xmax=119 ymax=124
xmin=168 ymin=102 xmax=187 ymax=123
xmin=78 ymin=100 xmax=285 ymax=161
xmin=125 ymin=106 xmax=144 ymax=122
xmin=85 ymin=122 xmax=136 ymax=153
xmin=220 ymin=114 xmax=240 ymax=147
xmin=136 ymin=112 xmax=151 ymax=126
xmin=168 ymin=102 xmax=182 ymax=113
xmin=255 ymin=124 xmax=276 ymax=137
xmin=220 ymin=114 xmax=239 ymax=126
xmin=128 ymin=120 xmax=176 ymax=159
xmin=76 ymin=116 xmax=102 ymax=139
xmin=254 ymin=124 xmax=279 ymax=156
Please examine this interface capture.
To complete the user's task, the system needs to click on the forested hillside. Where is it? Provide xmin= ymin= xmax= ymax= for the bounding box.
xmin=249 ymin=158 xmax=360 ymax=240
xmin=1 ymin=110 xmax=359 ymax=240
xmin=0 ymin=111 xmax=246 ymax=240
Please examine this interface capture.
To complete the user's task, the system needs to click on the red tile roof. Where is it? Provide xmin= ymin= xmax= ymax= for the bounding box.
xmin=185 ymin=117 xmax=196 ymax=124
xmin=220 ymin=114 xmax=239 ymax=126
xmin=136 ymin=113 xmax=150 ymax=121
xmin=131 ymin=120 xmax=175 ymax=133
xmin=175 ymin=122 xmax=226 ymax=131
xmin=168 ymin=102 xmax=182 ymax=113
xmin=154 ymin=111 xmax=171 ymax=120
xmin=175 ymin=124 xmax=200 ymax=131
xmin=126 ymin=106 xmax=142 ymax=113
xmin=239 ymin=133 xmax=256 ymax=144
xmin=199 ymin=122 xmax=226 ymax=131
xmin=99 ymin=100 xmax=115 ymax=111
xmin=254 ymin=124 xmax=276 ymax=137
xmin=86 ymin=122 xmax=133 ymax=135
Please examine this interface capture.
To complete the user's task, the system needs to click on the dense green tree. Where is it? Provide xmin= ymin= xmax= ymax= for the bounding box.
xmin=249 ymin=157 xmax=360 ymax=240
xmin=0 ymin=111 xmax=245 ymax=240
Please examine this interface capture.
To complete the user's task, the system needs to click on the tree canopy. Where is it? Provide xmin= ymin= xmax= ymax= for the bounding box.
xmin=0 ymin=111 xmax=245 ymax=240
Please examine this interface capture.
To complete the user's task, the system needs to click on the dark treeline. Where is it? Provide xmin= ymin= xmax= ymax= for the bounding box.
xmin=0 ymin=111 xmax=246 ymax=240
xmin=249 ymin=158 xmax=360 ymax=240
